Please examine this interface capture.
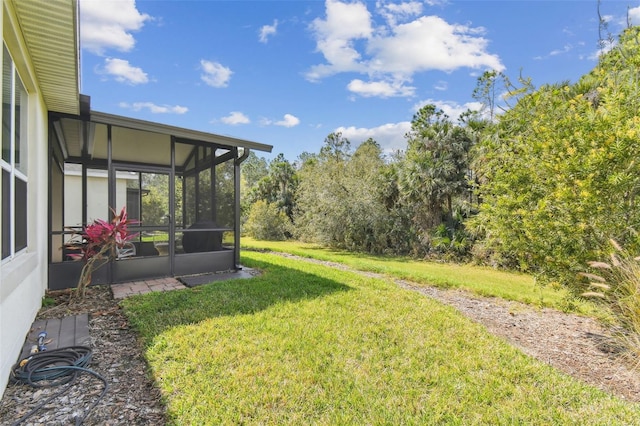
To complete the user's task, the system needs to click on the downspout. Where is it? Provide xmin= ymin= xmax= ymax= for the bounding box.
xmin=234 ymin=148 xmax=250 ymax=268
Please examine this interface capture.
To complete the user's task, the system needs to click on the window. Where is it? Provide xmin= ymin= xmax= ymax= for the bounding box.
xmin=1 ymin=44 xmax=28 ymax=261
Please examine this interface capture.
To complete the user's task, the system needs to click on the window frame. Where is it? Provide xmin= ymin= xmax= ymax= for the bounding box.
xmin=1 ymin=43 xmax=28 ymax=263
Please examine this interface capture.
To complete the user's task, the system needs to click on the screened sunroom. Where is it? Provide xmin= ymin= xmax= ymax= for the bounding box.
xmin=48 ymin=100 xmax=272 ymax=290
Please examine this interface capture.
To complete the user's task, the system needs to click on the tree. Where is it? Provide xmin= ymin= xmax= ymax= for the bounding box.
xmin=398 ymin=105 xmax=475 ymax=251
xmin=241 ymin=151 xmax=269 ymax=189
xmin=294 ymin=135 xmax=397 ymax=253
xmin=472 ymin=70 xmax=508 ymax=121
xmin=294 ymin=134 xmax=353 ymax=246
xmin=268 ymin=154 xmax=298 ymax=220
xmin=471 ymin=26 xmax=640 ymax=290
xmin=252 ymin=154 xmax=298 ymax=220
xmin=244 ymin=200 xmax=290 ymax=241
xmin=240 ymin=151 xmax=269 ymax=222
xmin=242 ymin=153 xmax=298 ymax=235
xmin=319 ymin=132 xmax=351 ymax=162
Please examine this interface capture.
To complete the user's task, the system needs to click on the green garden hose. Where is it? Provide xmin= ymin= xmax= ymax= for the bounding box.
xmin=9 ymin=346 xmax=108 ymax=425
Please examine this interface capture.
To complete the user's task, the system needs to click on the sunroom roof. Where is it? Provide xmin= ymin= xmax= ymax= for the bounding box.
xmin=54 ymin=110 xmax=272 ymax=167
xmin=90 ymin=111 xmax=273 ymax=154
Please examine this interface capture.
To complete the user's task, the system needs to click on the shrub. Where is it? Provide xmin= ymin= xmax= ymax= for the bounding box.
xmin=244 ymin=200 xmax=290 ymax=241
xmin=580 ymin=239 xmax=640 ymax=366
xmin=66 ymin=207 xmax=137 ymax=301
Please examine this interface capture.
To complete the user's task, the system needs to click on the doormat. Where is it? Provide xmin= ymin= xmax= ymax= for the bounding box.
xmin=178 ymin=268 xmax=258 ymax=288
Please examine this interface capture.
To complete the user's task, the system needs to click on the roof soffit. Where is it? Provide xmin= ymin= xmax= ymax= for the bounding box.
xmin=10 ymin=0 xmax=79 ymax=115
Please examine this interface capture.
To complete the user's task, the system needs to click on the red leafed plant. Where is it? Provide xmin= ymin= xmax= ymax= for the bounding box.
xmin=66 ymin=207 xmax=138 ymax=301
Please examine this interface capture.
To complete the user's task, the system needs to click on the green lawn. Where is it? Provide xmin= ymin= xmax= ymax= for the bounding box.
xmin=241 ymin=238 xmax=595 ymax=314
xmin=122 ymin=251 xmax=638 ymax=425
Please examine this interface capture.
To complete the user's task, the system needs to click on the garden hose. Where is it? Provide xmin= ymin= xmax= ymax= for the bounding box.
xmin=9 ymin=346 xmax=108 ymax=426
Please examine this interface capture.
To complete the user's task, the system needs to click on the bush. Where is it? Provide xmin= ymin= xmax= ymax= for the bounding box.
xmin=470 ymin=28 xmax=640 ymax=291
xmin=244 ymin=200 xmax=290 ymax=241
xmin=580 ymin=240 xmax=640 ymax=365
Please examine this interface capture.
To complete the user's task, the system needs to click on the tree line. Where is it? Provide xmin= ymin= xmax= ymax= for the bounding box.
xmin=242 ymin=26 xmax=640 ymax=295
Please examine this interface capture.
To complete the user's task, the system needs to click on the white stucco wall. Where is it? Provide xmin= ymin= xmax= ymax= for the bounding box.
xmin=64 ymin=170 xmax=132 ymax=226
xmin=0 ymin=2 xmax=52 ymax=399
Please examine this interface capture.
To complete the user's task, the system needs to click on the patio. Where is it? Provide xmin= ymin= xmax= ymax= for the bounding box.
xmin=110 ymin=267 xmax=258 ymax=299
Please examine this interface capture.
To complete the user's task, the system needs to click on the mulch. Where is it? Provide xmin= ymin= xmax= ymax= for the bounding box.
xmin=0 ymin=286 xmax=166 ymax=425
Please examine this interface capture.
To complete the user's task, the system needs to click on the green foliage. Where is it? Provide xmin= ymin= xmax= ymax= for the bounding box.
xmin=241 ymin=151 xmax=269 ymax=188
xmin=398 ymin=105 xmax=476 ymax=254
xmin=430 ymin=216 xmax=473 ymax=260
xmin=472 ymin=70 xmax=502 ymax=120
xmin=376 ymin=157 xmax=420 ymax=255
xmin=245 ymin=153 xmax=298 ymax=221
xmin=41 ymin=295 xmax=57 ymax=308
xmin=294 ymin=134 xmax=407 ymax=254
xmin=240 ymin=151 xmax=269 ymax=220
xmin=471 ymin=27 xmax=640 ymax=291
xmin=244 ymin=200 xmax=290 ymax=241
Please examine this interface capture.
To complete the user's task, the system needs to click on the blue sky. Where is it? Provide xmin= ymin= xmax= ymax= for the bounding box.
xmin=79 ymin=0 xmax=640 ymax=161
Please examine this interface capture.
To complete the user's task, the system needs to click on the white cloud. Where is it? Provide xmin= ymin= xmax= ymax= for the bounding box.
xmin=535 ymin=43 xmax=573 ymax=60
xmin=307 ymin=1 xmax=504 ymax=99
xmin=200 ymin=60 xmax=233 ymax=88
xmin=413 ymin=99 xmax=485 ymax=121
xmin=601 ymin=13 xmax=614 ymax=24
xmin=306 ymin=0 xmax=373 ymax=81
xmin=102 ymin=58 xmax=148 ymax=84
xmin=549 ymin=44 xmax=572 ymax=56
xmin=377 ymin=1 xmax=423 ymax=27
xmin=274 ymin=114 xmax=300 ymax=127
xmin=630 ymin=6 xmax=640 ymax=25
xmin=347 ymin=79 xmax=415 ymax=97
xmin=335 ymin=121 xmax=411 ymax=154
xmin=367 ymin=16 xmax=503 ymax=75
xmin=259 ymin=20 xmax=278 ymax=43
xmin=260 ymin=114 xmax=301 ymax=127
xmin=119 ymin=102 xmax=188 ymax=114
xmin=337 ymin=99 xmax=489 ymax=155
xmin=335 ymin=99 xmax=487 ymax=156
xmin=221 ymin=111 xmax=250 ymax=125
xmin=434 ymin=80 xmax=448 ymax=91
xmin=80 ymin=0 xmax=151 ymax=55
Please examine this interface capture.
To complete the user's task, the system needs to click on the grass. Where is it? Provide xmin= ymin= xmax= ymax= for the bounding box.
xmin=241 ymin=238 xmax=596 ymax=314
xmin=122 ymin=251 xmax=639 ymax=425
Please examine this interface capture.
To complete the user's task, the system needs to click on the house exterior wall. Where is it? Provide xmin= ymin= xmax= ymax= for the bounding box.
xmin=0 ymin=0 xmax=51 ymax=399
xmin=64 ymin=170 xmax=131 ymax=226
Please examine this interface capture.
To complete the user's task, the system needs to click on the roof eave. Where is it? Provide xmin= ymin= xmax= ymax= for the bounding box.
xmin=11 ymin=0 xmax=80 ymax=115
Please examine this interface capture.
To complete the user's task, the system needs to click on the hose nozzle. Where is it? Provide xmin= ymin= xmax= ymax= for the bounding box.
xmin=37 ymin=331 xmax=47 ymax=352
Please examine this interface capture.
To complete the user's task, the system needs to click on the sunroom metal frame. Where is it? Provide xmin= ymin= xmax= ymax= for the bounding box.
xmin=48 ymin=102 xmax=271 ymax=290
